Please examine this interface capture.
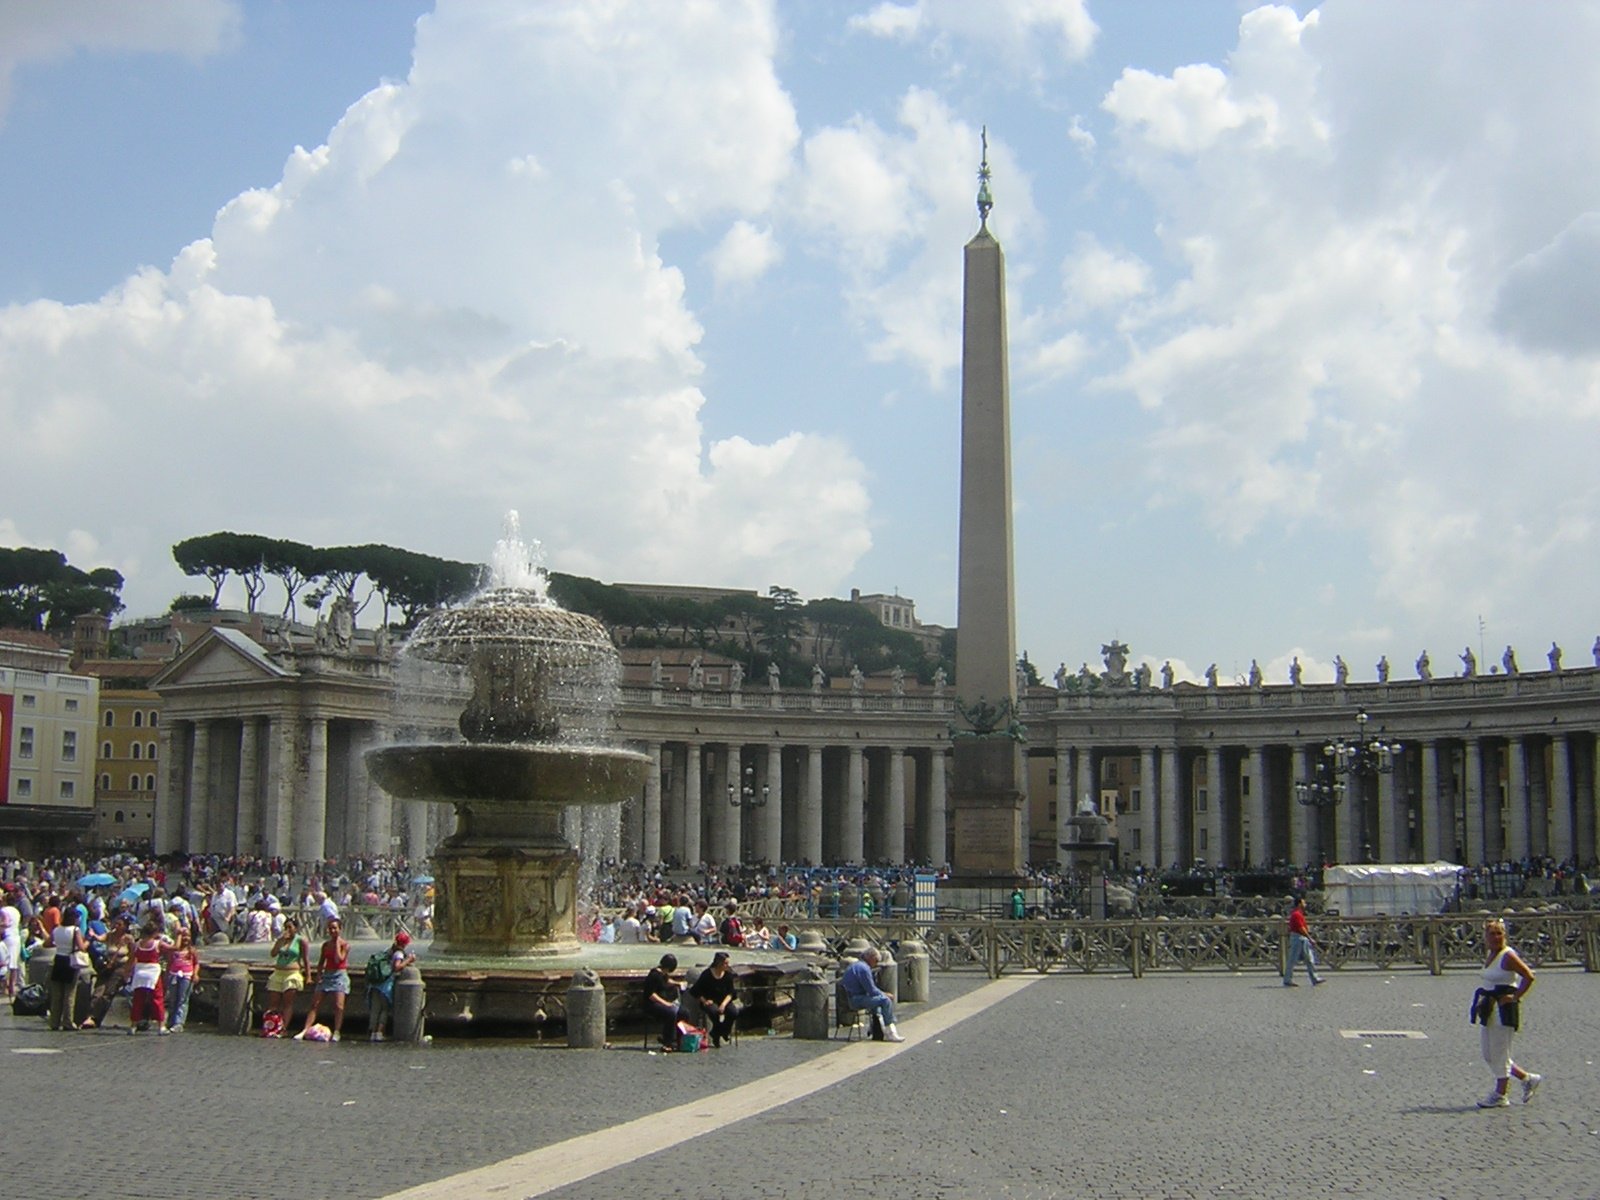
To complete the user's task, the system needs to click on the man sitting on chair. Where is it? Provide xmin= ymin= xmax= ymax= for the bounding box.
xmin=841 ymin=947 xmax=903 ymax=1042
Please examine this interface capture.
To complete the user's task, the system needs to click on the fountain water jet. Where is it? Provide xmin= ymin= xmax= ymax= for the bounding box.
xmin=366 ymin=514 xmax=647 ymax=957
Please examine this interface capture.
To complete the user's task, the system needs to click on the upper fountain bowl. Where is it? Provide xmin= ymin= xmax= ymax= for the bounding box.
xmin=403 ymin=586 xmax=621 ymax=746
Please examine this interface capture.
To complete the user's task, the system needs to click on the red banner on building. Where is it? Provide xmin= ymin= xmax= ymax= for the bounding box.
xmin=0 ymin=692 xmax=11 ymax=804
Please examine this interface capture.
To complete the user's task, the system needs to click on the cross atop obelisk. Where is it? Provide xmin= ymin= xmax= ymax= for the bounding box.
xmin=949 ymin=128 xmax=1025 ymax=881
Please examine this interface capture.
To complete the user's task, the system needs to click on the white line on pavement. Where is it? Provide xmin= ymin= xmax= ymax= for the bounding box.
xmin=378 ymin=974 xmax=1042 ymax=1200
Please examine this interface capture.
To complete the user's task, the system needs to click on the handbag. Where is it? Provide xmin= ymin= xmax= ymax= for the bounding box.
xmin=70 ymin=949 xmax=92 ymax=972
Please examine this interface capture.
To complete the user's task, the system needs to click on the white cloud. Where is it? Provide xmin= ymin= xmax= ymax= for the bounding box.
xmin=708 ymin=221 xmax=782 ymax=289
xmin=1090 ymin=1 xmax=1600 ymax=645
xmin=848 ymin=0 xmax=1097 ymax=69
xmin=0 ymin=0 xmax=873 ymax=617
xmin=0 ymin=0 xmax=240 ymax=123
xmin=1061 ymin=235 xmax=1148 ymax=311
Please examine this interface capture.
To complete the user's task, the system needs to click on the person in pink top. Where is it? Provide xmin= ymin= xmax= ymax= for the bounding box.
xmin=129 ymin=920 xmax=172 ymax=1034
xmin=163 ymin=927 xmax=199 ymax=1033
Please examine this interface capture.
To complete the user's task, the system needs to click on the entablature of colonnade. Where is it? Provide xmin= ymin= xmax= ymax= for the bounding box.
xmin=1014 ymin=668 xmax=1600 ymax=747
xmin=615 ymin=685 xmax=954 ymax=749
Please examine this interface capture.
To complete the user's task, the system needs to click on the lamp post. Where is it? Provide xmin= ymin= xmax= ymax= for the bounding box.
xmin=728 ymin=763 xmax=769 ymax=809
xmin=1295 ymin=710 xmax=1401 ymax=862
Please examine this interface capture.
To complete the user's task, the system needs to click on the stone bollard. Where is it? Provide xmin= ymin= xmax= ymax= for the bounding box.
xmin=875 ymin=945 xmax=898 ymax=1002
xmin=898 ymin=938 xmax=930 ymax=1003
xmin=208 ymin=931 xmax=232 ymax=946
xmin=793 ymin=964 xmax=830 ymax=1040
xmin=391 ymin=964 xmax=427 ymax=1044
xmin=565 ymin=967 xmax=607 ymax=1048
xmin=795 ymin=929 xmax=829 ymax=955
xmin=217 ymin=964 xmax=253 ymax=1035
xmin=843 ymin=935 xmax=873 ymax=958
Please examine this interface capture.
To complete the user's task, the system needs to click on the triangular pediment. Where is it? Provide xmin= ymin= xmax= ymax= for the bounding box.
xmin=151 ymin=628 xmax=295 ymax=691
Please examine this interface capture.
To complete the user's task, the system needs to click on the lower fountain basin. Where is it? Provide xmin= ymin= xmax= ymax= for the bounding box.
xmin=366 ymin=742 xmax=649 ymax=805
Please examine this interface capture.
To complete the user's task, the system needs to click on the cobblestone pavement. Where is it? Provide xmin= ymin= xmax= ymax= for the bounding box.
xmin=6 ymin=968 xmax=1596 ymax=1200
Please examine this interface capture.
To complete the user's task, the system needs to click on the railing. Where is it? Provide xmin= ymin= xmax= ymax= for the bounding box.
xmin=786 ymin=913 xmax=1600 ymax=978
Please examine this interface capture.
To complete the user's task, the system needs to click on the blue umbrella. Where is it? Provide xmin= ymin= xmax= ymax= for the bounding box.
xmin=411 ymin=875 xmax=435 ymax=885
xmin=77 ymin=872 xmax=117 ymax=888
xmin=115 ymin=882 xmax=151 ymax=906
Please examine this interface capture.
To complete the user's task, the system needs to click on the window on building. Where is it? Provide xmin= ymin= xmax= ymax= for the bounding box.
xmin=101 ymin=741 xmax=112 ymax=759
xmin=130 ymin=771 xmax=141 ymax=790
xmin=131 ymin=743 xmax=142 ymax=760
xmin=103 ymin=710 xmax=115 ymax=727
xmin=1105 ymin=761 xmax=1119 ymax=783
xmin=1197 ymin=787 xmax=1208 ymax=812
xmin=149 ymin=712 xmax=158 ymax=726
xmin=1131 ymin=788 xmax=1142 ymax=812
xmin=115 ymin=810 xmax=125 ymax=823
xmin=60 ymin=780 xmax=75 ymax=800
xmin=1047 ymin=768 xmax=1057 ymax=786
xmin=1199 ymin=828 xmax=1209 ymax=851
xmin=133 ymin=711 xmax=144 ymax=728
xmin=16 ymin=779 xmax=31 ymax=798
xmin=145 ymin=774 xmax=156 ymax=791
xmin=148 ymin=742 xmax=157 ymax=759
xmin=20 ymin=694 xmax=36 ymax=709
xmin=1131 ymin=829 xmax=1141 ymax=851
xmin=64 ymin=698 xmax=79 ymax=713
xmin=18 ymin=727 xmax=33 ymax=759
xmin=1242 ymin=776 xmax=1251 ymax=796
xmin=99 ymin=773 xmax=110 ymax=791
xmin=1132 ymin=759 xmax=1142 ymax=780
xmin=61 ymin=730 xmax=77 ymax=762
xmin=1047 ymin=801 xmax=1057 ymax=822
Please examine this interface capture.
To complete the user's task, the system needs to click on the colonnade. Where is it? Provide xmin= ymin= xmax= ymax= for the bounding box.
xmin=621 ymin=738 xmax=947 ymax=869
xmin=153 ymin=715 xmax=444 ymax=862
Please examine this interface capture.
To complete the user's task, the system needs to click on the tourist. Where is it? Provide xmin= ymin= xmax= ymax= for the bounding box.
xmin=614 ymin=904 xmax=645 ymax=943
xmin=367 ymin=930 xmax=415 ymax=1042
xmin=1282 ymin=896 xmax=1323 ymax=987
xmin=670 ymin=896 xmax=694 ymax=942
xmin=769 ymin=923 xmax=797 ymax=951
xmin=163 ymin=926 xmax=199 ymax=1032
xmin=840 ymin=948 xmax=902 ymax=1042
xmin=128 ymin=920 xmax=171 ymax=1033
xmin=688 ymin=951 xmax=741 ymax=1048
xmin=46 ymin=914 xmax=88 ymax=1031
xmin=0 ymin=887 xmax=21 ymax=998
xmin=644 ymin=952 xmax=682 ymax=1049
xmin=264 ymin=916 xmax=309 ymax=1038
xmin=242 ymin=899 xmax=273 ymax=942
xmin=717 ymin=902 xmax=744 ymax=947
xmin=747 ymin=917 xmax=771 ymax=949
xmin=1471 ymin=919 xmax=1541 ymax=1107
xmin=81 ymin=916 xmax=133 ymax=1029
xmin=691 ymin=900 xmax=717 ymax=944
xmin=297 ymin=916 xmax=351 ymax=1042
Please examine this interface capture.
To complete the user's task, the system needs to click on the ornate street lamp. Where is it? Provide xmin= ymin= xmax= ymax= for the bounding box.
xmin=1295 ymin=710 xmax=1402 ymax=808
xmin=728 ymin=763 xmax=769 ymax=809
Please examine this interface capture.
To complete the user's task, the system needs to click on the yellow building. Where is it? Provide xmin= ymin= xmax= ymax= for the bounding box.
xmin=0 ymin=631 xmax=99 ymax=856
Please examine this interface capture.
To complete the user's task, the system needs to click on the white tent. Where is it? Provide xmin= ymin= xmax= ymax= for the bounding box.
xmin=1322 ymin=862 xmax=1462 ymax=917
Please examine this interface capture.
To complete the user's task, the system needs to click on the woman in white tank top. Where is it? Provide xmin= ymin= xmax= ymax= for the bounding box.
xmin=1470 ymin=919 xmax=1540 ymax=1108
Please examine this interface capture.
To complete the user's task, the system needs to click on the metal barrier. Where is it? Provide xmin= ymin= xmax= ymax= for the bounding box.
xmin=784 ymin=912 xmax=1600 ymax=979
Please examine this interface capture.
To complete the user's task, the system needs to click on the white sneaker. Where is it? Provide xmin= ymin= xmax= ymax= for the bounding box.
xmin=1521 ymin=1074 xmax=1542 ymax=1104
xmin=292 ymin=1031 xmax=306 ymax=1041
xmin=331 ymin=1033 xmax=340 ymax=1043
xmin=1478 ymin=1090 xmax=1510 ymax=1108
xmin=884 ymin=1024 xmax=905 ymax=1043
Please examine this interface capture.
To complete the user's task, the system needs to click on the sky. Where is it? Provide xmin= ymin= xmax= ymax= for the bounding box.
xmin=3 ymin=0 xmax=1599 ymax=688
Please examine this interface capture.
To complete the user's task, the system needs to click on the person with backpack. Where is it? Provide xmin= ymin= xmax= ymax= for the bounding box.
xmin=717 ymin=902 xmax=744 ymax=947
xmin=365 ymin=931 xmax=414 ymax=1042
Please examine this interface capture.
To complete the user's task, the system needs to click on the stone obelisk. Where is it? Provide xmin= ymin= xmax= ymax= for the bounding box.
xmin=949 ymin=130 xmax=1025 ymax=882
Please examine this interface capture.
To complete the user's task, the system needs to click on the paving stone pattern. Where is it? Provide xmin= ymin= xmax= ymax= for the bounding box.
xmin=4 ymin=969 xmax=1595 ymax=1200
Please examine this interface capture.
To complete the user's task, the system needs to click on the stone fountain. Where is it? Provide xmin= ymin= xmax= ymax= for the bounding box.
xmin=366 ymin=524 xmax=648 ymax=957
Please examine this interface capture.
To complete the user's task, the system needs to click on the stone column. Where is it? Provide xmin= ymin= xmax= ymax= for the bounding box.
xmin=1159 ymin=745 xmax=1181 ymax=868
xmin=153 ymin=720 xmax=184 ymax=855
xmin=1244 ymin=746 xmax=1266 ymax=867
xmin=1377 ymin=758 xmax=1400 ymax=862
xmin=237 ymin=718 xmax=261 ymax=856
xmin=1076 ymin=749 xmax=1095 ymax=822
xmin=1418 ymin=740 xmax=1441 ymax=862
xmin=683 ymin=742 xmax=703 ymax=866
xmin=1055 ymin=745 xmax=1075 ymax=868
xmin=1335 ymin=770 xmax=1360 ymax=865
xmin=763 ymin=743 xmax=783 ymax=865
xmin=1463 ymin=739 xmax=1484 ymax=865
xmin=1289 ymin=746 xmax=1313 ymax=866
xmin=296 ymin=717 xmax=329 ymax=864
xmin=404 ymin=801 xmax=429 ymax=864
xmin=1585 ymin=734 xmax=1600 ymax=864
xmin=263 ymin=716 xmax=296 ymax=859
xmin=643 ymin=742 xmax=663 ymax=865
xmin=1138 ymin=747 xmax=1158 ymax=868
xmin=185 ymin=720 xmax=211 ymax=853
xmin=206 ymin=723 xmax=236 ymax=854
xmin=885 ymin=748 xmax=907 ymax=863
xmin=366 ymin=727 xmax=394 ymax=858
xmin=925 ymin=748 xmax=947 ymax=867
xmin=1505 ymin=736 xmax=1528 ymax=862
xmin=843 ymin=745 xmax=866 ymax=863
xmin=722 ymin=746 xmax=743 ymax=866
xmin=801 ymin=745 xmax=824 ymax=866
xmin=1204 ymin=747 xmax=1224 ymax=865
xmin=1548 ymin=733 xmax=1573 ymax=862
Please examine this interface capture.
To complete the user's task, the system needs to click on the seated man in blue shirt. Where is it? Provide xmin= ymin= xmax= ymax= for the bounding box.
xmin=840 ymin=947 xmax=903 ymax=1042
